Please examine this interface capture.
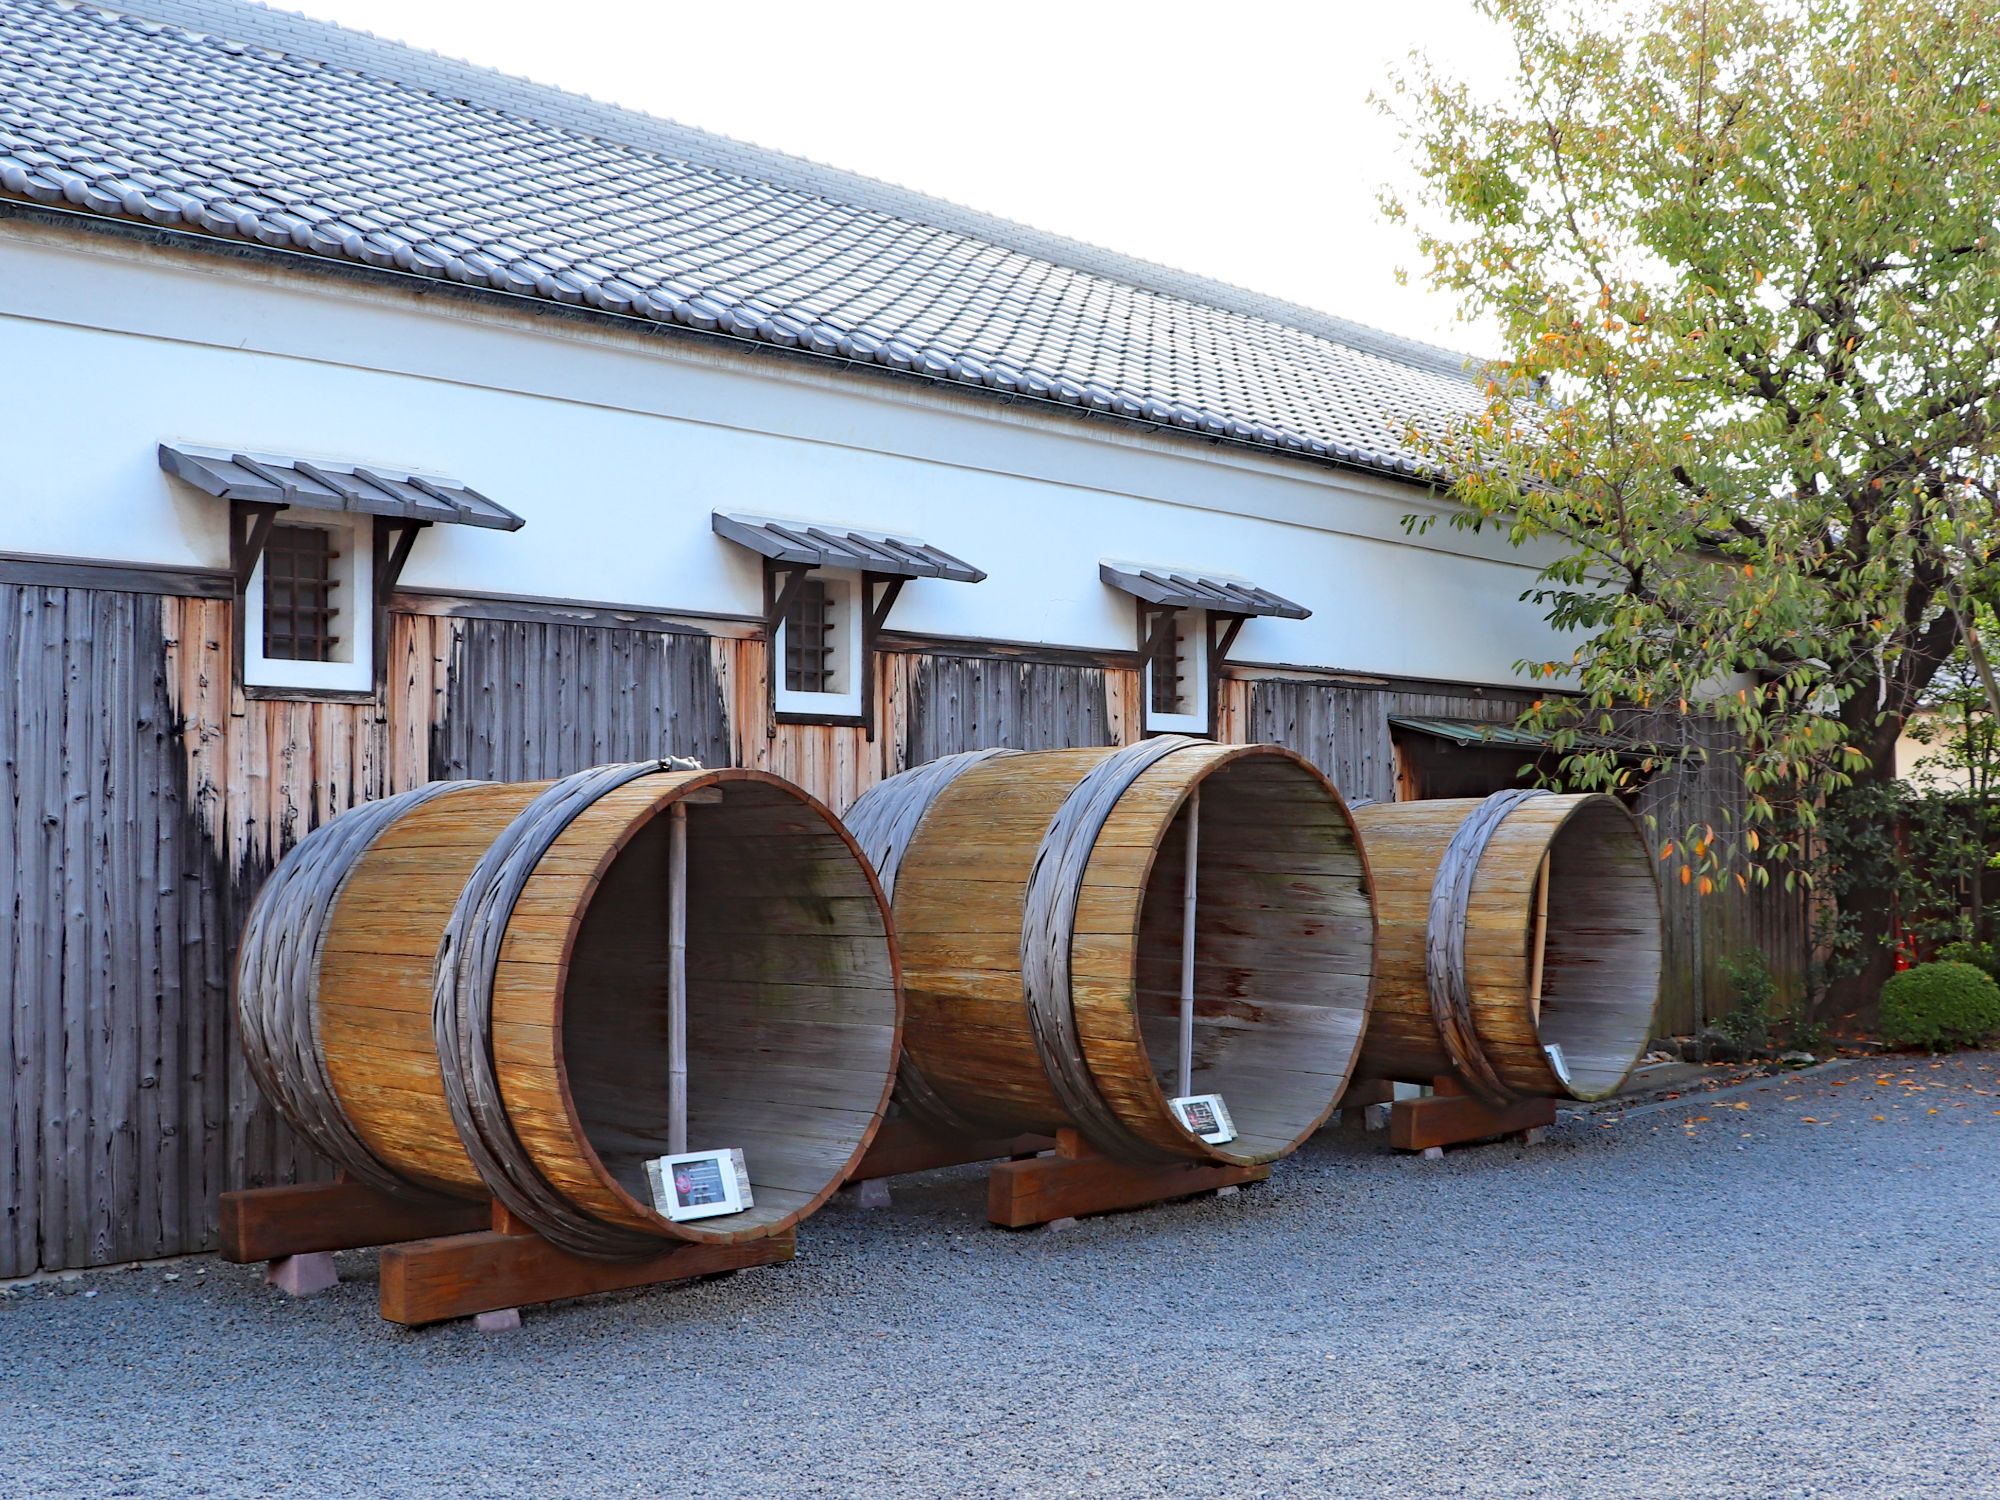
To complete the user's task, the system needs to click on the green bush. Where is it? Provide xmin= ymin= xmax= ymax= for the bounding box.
xmin=1712 ymin=949 xmax=1777 ymax=1052
xmin=1879 ymin=962 xmax=2000 ymax=1052
xmin=1936 ymin=940 xmax=2000 ymax=985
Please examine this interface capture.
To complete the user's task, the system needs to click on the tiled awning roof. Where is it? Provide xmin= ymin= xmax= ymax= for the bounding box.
xmin=1099 ymin=562 xmax=1310 ymax=620
xmin=158 ymin=443 xmax=524 ymax=530
xmin=0 ymin=0 xmax=1486 ymax=485
xmin=713 ymin=513 xmax=984 ymax=583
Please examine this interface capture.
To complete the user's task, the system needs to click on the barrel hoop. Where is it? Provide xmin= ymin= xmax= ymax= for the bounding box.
xmin=436 ymin=759 xmax=700 ymax=1259
xmin=843 ymin=748 xmax=1021 ymax=1137
xmin=237 ymin=779 xmax=490 ymax=1199
xmin=1425 ymin=786 xmax=1550 ymax=1107
xmin=1021 ymin=734 xmax=1208 ymax=1164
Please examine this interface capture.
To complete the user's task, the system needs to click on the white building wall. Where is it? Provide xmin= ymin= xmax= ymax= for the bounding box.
xmin=0 ymin=221 xmax=1569 ymax=687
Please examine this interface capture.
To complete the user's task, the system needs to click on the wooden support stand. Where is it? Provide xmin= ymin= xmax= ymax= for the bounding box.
xmin=1336 ymin=1078 xmax=1396 ymax=1119
xmin=1388 ymin=1077 xmax=1558 ymax=1153
xmin=985 ymin=1129 xmax=1269 ymax=1229
xmin=219 ymin=1178 xmax=490 ymax=1263
xmin=378 ymin=1205 xmax=796 ymax=1327
xmin=849 ymin=1116 xmax=1054 ymax=1182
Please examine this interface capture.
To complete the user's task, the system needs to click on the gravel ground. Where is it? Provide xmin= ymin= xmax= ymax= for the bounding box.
xmin=3 ymin=1053 xmax=1996 ymax=1499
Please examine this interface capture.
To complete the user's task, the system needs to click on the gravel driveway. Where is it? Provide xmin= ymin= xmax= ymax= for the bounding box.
xmin=4 ymin=1053 xmax=1996 ymax=1499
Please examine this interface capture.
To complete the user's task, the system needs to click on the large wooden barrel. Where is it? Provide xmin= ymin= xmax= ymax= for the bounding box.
xmin=237 ymin=763 xmax=902 ymax=1256
xmin=843 ymin=737 xmax=1375 ymax=1167
xmin=1353 ymin=790 xmax=1662 ymax=1104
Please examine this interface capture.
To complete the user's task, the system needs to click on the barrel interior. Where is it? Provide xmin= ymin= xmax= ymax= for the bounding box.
xmin=1132 ymin=753 xmax=1373 ymax=1159
xmin=1532 ymin=797 xmax=1661 ymax=1100
xmin=557 ymin=781 xmax=899 ymax=1235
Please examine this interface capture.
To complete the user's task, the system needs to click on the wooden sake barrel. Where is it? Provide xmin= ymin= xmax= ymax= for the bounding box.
xmin=1353 ymin=790 xmax=1662 ymax=1104
xmin=843 ymin=737 xmax=1375 ymax=1167
xmin=237 ymin=763 xmax=901 ymax=1256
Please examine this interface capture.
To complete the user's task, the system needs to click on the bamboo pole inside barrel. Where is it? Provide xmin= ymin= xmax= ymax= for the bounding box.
xmin=236 ymin=764 xmax=902 ymax=1256
xmin=1353 ymin=791 xmax=1662 ymax=1104
xmin=844 ymin=738 xmax=1377 ymax=1167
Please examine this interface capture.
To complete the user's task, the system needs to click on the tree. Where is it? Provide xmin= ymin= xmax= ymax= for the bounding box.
xmin=1385 ymin=0 xmax=2000 ymax=1000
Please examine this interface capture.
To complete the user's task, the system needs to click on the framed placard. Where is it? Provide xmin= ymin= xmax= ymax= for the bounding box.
xmin=1169 ymin=1093 xmax=1236 ymax=1145
xmin=645 ymin=1148 xmax=755 ymax=1222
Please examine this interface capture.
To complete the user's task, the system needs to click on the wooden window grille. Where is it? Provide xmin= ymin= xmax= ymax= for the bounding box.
xmin=262 ymin=524 xmax=341 ymax=662
xmin=1147 ymin=608 xmax=1186 ymax=715
xmin=784 ymin=577 xmax=838 ymax=694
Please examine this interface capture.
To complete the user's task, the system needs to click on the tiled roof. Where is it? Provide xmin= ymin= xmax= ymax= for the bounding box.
xmin=1098 ymin=562 xmax=1310 ymax=621
xmin=712 ymin=513 xmax=985 ymax=584
xmin=158 ymin=442 xmax=525 ymax=529
xmin=0 ymin=0 xmax=1485 ymax=482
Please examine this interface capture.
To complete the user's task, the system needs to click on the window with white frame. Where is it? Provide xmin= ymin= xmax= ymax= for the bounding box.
xmin=1142 ymin=605 xmax=1209 ymax=734
xmin=774 ymin=567 xmax=864 ymax=720
xmin=243 ymin=510 xmax=375 ymax=695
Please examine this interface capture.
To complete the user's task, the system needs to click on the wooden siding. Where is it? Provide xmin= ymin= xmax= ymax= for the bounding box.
xmin=431 ymin=616 xmax=731 ymax=781
xmin=2 ymin=585 xmax=229 ymax=1275
xmin=3 ymin=586 xmax=1803 ymax=1276
xmin=906 ymin=652 xmax=1117 ymax=764
xmin=1237 ymin=676 xmax=1541 ymax=804
xmin=1239 ymin=673 xmax=1810 ymax=1034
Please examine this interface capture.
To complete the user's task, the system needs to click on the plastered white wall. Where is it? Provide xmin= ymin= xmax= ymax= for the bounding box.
xmin=0 ymin=221 xmax=1570 ymax=686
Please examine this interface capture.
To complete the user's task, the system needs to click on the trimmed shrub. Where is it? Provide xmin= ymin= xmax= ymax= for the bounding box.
xmin=1879 ymin=962 xmax=2000 ymax=1052
xmin=1936 ymin=940 xmax=2000 ymax=985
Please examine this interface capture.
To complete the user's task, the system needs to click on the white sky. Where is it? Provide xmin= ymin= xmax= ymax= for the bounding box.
xmin=280 ymin=0 xmax=1514 ymax=355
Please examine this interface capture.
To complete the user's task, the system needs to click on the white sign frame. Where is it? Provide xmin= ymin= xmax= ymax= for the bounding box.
xmin=1169 ymin=1093 xmax=1237 ymax=1145
xmin=645 ymin=1148 xmax=754 ymax=1222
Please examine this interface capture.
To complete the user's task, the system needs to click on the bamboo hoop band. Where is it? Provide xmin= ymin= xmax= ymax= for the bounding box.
xmin=1020 ymin=734 xmax=1208 ymax=1164
xmin=434 ymin=759 xmax=700 ymax=1259
xmin=1425 ymin=786 xmax=1550 ymax=1107
xmin=237 ymin=780 xmax=489 ymax=1199
xmin=843 ymin=747 xmax=1020 ymax=1136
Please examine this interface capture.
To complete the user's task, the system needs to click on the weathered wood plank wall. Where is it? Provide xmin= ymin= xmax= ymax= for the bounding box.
xmin=2 ymin=585 xmax=231 ymax=1276
xmin=4 ymin=591 xmax=1806 ymax=1276
xmin=431 ymin=616 xmax=732 ymax=781
xmin=1237 ymin=673 xmax=1810 ymax=1034
xmin=905 ymin=652 xmax=1116 ymax=763
xmin=1238 ymin=676 xmax=1541 ymax=803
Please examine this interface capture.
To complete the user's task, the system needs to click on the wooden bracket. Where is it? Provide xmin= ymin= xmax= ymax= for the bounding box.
xmin=984 ymin=1128 xmax=1269 ymax=1228
xmin=848 ymin=1116 xmax=1054 ymax=1183
xmin=229 ymin=500 xmax=288 ymax=591
xmin=374 ymin=517 xmax=430 ymax=598
xmin=865 ymin=572 xmax=905 ymax=635
xmin=763 ymin=561 xmax=813 ymax=642
xmin=217 ymin=1179 xmax=489 ymax=1263
xmin=1140 ymin=605 xmax=1179 ymax=662
xmin=378 ymin=1223 xmax=796 ymax=1327
xmin=1210 ymin=612 xmax=1248 ymax=665
xmin=1387 ymin=1077 xmax=1557 ymax=1152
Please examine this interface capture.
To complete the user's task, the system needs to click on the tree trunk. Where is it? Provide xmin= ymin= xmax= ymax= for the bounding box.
xmin=1824 ymin=713 xmax=1907 ymax=1021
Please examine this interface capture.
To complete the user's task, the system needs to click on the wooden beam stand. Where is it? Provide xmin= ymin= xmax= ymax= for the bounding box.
xmin=985 ymin=1129 xmax=1269 ymax=1229
xmin=218 ymin=1178 xmax=490 ymax=1263
xmin=378 ymin=1206 xmax=797 ymax=1327
xmin=848 ymin=1116 xmax=1053 ymax=1182
xmin=1387 ymin=1077 xmax=1557 ymax=1153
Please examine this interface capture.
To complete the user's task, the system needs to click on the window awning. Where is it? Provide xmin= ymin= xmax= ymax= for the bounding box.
xmin=711 ymin=512 xmax=985 ymax=582
xmin=1099 ymin=561 xmax=1310 ymax=620
xmin=159 ymin=443 xmax=525 ymax=531
xmin=1389 ymin=715 xmax=1650 ymax=759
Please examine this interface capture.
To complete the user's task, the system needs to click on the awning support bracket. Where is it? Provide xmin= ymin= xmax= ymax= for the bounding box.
xmin=229 ymin=500 xmax=288 ymax=591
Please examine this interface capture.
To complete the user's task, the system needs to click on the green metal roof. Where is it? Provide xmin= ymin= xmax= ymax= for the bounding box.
xmin=1388 ymin=716 xmax=1646 ymax=757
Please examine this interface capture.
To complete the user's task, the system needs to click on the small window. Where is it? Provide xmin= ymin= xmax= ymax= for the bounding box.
xmin=774 ymin=568 xmax=864 ymax=720
xmin=262 ymin=524 xmax=341 ymax=662
xmin=243 ymin=511 xmax=374 ymax=696
xmin=1142 ymin=606 xmax=1209 ymax=734
xmin=784 ymin=578 xmax=838 ymax=695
